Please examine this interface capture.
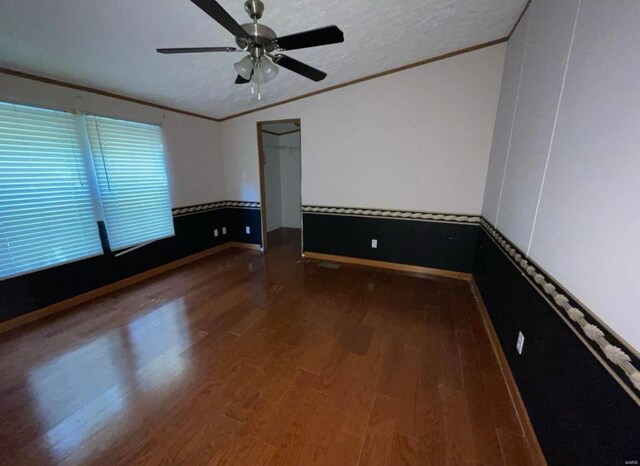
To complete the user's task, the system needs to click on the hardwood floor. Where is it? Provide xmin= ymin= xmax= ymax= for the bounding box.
xmin=0 ymin=228 xmax=540 ymax=465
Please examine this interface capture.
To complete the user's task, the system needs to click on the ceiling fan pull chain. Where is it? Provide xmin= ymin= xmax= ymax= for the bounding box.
xmin=257 ymin=61 xmax=262 ymax=100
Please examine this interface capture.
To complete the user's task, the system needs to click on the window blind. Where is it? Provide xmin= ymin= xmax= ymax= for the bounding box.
xmin=84 ymin=116 xmax=174 ymax=251
xmin=0 ymin=102 xmax=103 ymax=280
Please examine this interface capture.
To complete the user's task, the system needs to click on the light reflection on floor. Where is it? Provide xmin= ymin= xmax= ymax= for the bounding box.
xmin=127 ymin=299 xmax=191 ymax=391
xmin=43 ymin=384 xmax=126 ymax=461
xmin=26 ymin=298 xmax=193 ymax=462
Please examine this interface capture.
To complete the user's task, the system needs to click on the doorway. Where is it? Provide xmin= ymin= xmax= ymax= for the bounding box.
xmin=257 ymin=119 xmax=302 ymax=252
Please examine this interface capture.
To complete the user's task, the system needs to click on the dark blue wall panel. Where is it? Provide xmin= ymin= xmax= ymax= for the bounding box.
xmin=302 ymin=212 xmax=478 ymax=273
xmin=474 ymin=229 xmax=640 ymax=465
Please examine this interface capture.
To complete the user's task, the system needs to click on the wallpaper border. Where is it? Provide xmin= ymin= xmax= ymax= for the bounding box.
xmin=302 ymin=205 xmax=481 ymax=225
xmin=172 ymin=200 xmax=261 ymax=217
xmin=480 ymin=218 xmax=640 ymax=402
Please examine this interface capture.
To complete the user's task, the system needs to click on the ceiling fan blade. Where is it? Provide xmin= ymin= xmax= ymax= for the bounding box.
xmin=276 ymin=25 xmax=344 ymax=51
xmin=274 ymin=55 xmax=327 ymax=82
xmin=157 ymin=47 xmax=237 ymax=54
xmin=191 ymin=0 xmax=251 ymax=39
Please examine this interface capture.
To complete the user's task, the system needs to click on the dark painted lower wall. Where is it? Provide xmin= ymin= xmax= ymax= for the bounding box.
xmin=0 ymin=203 xmax=262 ymax=323
xmin=226 ymin=207 xmax=263 ymax=245
xmin=302 ymin=212 xmax=479 ymax=273
xmin=5 ymin=196 xmax=638 ymax=465
xmin=474 ymin=227 xmax=640 ymax=465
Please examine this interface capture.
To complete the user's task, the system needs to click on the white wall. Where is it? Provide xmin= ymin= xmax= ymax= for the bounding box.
xmin=262 ymin=131 xmax=301 ymax=231
xmin=220 ymin=43 xmax=506 ymax=215
xmin=263 ymin=132 xmax=282 ymax=231
xmin=482 ymin=0 xmax=640 ymax=350
xmin=0 ymin=74 xmax=225 ymax=208
xmin=278 ymin=132 xmax=301 ymax=229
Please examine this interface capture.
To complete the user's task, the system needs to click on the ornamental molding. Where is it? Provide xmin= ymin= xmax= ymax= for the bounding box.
xmin=172 ymin=200 xmax=260 ymax=216
xmin=480 ymin=218 xmax=640 ymax=398
xmin=302 ymin=205 xmax=481 ymax=224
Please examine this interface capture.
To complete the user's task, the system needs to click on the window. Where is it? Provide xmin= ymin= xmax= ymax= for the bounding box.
xmin=85 ymin=116 xmax=174 ymax=251
xmin=0 ymin=102 xmax=174 ymax=280
xmin=0 ymin=102 xmax=103 ymax=280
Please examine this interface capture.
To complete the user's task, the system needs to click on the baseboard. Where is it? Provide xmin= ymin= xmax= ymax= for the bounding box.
xmin=470 ymin=278 xmax=547 ymax=465
xmin=303 ymin=251 xmax=471 ymax=281
xmin=0 ymin=242 xmax=239 ymax=335
xmin=228 ymin=241 xmax=262 ymax=251
xmin=302 ymin=209 xmax=478 ymax=273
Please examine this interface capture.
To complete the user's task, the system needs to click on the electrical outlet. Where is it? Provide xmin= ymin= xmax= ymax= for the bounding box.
xmin=222 ymin=227 xmax=227 ymax=235
xmin=371 ymin=239 xmax=378 ymax=249
xmin=214 ymin=229 xmax=219 ymax=237
xmin=245 ymin=226 xmax=251 ymax=234
xmin=516 ymin=331 xmax=525 ymax=355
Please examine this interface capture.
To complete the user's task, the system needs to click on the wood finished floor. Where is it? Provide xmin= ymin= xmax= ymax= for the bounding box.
xmin=0 ymin=228 xmax=539 ymax=465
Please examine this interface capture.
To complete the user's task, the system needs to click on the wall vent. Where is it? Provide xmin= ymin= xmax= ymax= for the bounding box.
xmin=318 ymin=262 xmax=340 ymax=269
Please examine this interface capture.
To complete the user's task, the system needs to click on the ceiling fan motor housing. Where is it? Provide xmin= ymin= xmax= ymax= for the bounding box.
xmin=244 ymin=0 xmax=264 ymax=20
xmin=236 ymin=23 xmax=278 ymax=54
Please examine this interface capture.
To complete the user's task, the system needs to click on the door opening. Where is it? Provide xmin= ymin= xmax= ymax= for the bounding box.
xmin=257 ymin=119 xmax=302 ymax=253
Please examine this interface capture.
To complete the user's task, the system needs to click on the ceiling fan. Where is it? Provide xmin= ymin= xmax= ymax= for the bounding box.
xmin=157 ymin=0 xmax=345 ymax=99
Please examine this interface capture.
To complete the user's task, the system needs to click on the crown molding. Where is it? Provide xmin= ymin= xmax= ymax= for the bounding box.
xmin=218 ymin=37 xmax=508 ymax=121
xmin=508 ymin=0 xmax=532 ymax=39
xmin=0 ymin=67 xmax=221 ymax=122
xmin=1 ymin=36 xmax=509 ymax=123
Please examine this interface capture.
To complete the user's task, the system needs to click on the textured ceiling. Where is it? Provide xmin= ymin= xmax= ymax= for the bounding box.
xmin=0 ymin=0 xmax=526 ymax=119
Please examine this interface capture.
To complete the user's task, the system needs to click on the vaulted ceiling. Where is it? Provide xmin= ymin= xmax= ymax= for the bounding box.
xmin=0 ymin=0 xmax=526 ymax=119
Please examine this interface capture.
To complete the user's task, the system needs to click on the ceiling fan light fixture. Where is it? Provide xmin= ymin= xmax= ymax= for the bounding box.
xmin=251 ymin=57 xmax=278 ymax=85
xmin=263 ymin=58 xmax=279 ymax=82
xmin=158 ymin=1 xmax=344 ymax=99
xmin=234 ymin=55 xmax=254 ymax=80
